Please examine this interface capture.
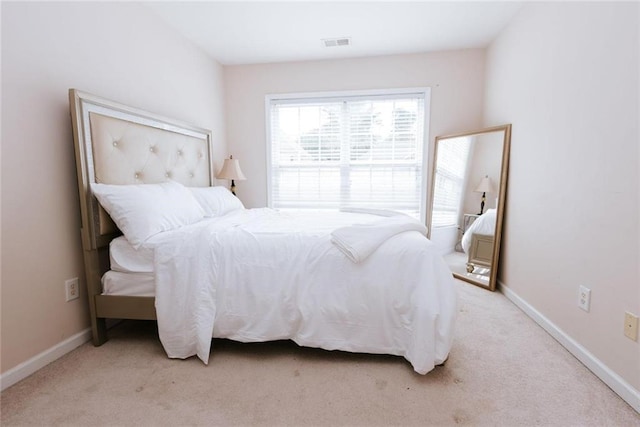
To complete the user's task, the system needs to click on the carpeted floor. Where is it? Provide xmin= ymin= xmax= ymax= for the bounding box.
xmin=2 ymin=280 xmax=639 ymax=426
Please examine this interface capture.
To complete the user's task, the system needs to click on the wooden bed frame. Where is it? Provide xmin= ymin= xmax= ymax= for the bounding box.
xmin=69 ymin=89 xmax=214 ymax=346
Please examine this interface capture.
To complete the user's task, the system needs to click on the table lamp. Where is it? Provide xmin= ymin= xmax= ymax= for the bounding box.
xmin=216 ymin=155 xmax=246 ymax=196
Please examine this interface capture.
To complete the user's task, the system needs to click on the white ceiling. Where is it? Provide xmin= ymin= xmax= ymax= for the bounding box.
xmin=146 ymin=1 xmax=524 ymax=66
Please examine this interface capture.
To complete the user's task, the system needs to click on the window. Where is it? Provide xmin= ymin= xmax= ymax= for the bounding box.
xmin=266 ymin=89 xmax=429 ymax=219
xmin=431 ymin=136 xmax=471 ymax=227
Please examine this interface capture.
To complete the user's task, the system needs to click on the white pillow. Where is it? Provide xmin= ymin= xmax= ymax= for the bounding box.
xmin=188 ymin=186 xmax=245 ymax=217
xmin=91 ymin=181 xmax=205 ymax=249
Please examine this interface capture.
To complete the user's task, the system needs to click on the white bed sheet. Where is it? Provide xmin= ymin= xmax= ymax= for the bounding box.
xmin=102 ymin=271 xmax=154 ymax=296
xmin=462 ymin=209 xmax=497 ymax=253
xmin=144 ymin=208 xmax=457 ymax=375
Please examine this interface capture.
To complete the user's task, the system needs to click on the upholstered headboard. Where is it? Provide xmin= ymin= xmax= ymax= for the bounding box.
xmin=69 ymin=89 xmax=214 ymax=250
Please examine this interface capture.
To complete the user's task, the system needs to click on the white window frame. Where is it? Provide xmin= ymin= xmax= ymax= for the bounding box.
xmin=265 ymin=87 xmax=431 ymax=222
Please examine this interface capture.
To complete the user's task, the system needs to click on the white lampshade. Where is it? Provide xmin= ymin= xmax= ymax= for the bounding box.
xmin=474 ymin=175 xmax=495 ymax=193
xmin=216 ymin=156 xmax=246 ymax=181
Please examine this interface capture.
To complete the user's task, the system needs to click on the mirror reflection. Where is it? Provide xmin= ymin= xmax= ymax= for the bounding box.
xmin=427 ymin=125 xmax=511 ymax=291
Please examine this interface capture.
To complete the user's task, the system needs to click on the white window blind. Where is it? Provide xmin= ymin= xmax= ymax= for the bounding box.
xmin=268 ymin=91 xmax=426 ymax=218
xmin=431 ymin=137 xmax=471 ymax=227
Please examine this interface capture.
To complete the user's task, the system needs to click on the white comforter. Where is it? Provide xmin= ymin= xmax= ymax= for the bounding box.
xmin=147 ymin=208 xmax=457 ymax=374
xmin=462 ymin=209 xmax=497 ymax=253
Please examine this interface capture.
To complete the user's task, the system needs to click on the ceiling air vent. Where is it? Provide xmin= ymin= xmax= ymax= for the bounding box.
xmin=322 ymin=37 xmax=351 ymax=48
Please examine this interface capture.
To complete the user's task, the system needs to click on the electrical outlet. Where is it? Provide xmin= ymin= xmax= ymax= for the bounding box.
xmin=65 ymin=278 xmax=79 ymax=302
xmin=624 ymin=312 xmax=638 ymax=342
xmin=578 ymin=285 xmax=591 ymax=312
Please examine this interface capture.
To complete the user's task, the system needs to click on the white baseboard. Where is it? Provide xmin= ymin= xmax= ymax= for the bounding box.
xmin=499 ymin=281 xmax=640 ymax=414
xmin=1 ymin=328 xmax=91 ymax=391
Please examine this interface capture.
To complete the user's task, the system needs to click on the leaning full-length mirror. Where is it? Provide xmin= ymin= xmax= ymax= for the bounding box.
xmin=427 ymin=124 xmax=511 ymax=291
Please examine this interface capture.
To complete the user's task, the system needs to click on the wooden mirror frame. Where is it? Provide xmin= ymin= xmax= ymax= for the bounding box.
xmin=427 ymin=124 xmax=511 ymax=291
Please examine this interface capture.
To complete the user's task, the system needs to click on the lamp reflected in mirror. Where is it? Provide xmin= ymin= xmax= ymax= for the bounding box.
xmin=474 ymin=175 xmax=496 ymax=215
xmin=427 ymin=125 xmax=511 ymax=291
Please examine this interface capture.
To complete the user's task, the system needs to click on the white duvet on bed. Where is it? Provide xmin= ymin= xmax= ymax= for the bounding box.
xmin=145 ymin=208 xmax=457 ymax=375
xmin=461 ymin=209 xmax=497 ymax=253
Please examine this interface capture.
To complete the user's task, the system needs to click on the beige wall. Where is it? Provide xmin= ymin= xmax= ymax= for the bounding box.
xmin=462 ymin=134 xmax=504 ymax=216
xmin=224 ymin=50 xmax=486 ymax=208
xmin=485 ymin=2 xmax=640 ymax=391
xmin=0 ymin=2 xmax=227 ymax=373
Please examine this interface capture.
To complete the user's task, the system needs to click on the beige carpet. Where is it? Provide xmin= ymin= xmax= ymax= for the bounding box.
xmin=2 ymin=280 xmax=638 ymax=426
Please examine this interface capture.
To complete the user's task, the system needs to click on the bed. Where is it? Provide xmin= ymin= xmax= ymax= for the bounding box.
xmin=461 ymin=209 xmax=497 ymax=273
xmin=69 ymin=89 xmax=457 ymax=374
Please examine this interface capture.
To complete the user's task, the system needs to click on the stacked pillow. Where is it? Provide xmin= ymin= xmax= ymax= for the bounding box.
xmin=188 ymin=186 xmax=244 ymax=217
xmin=92 ymin=181 xmax=244 ymax=249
